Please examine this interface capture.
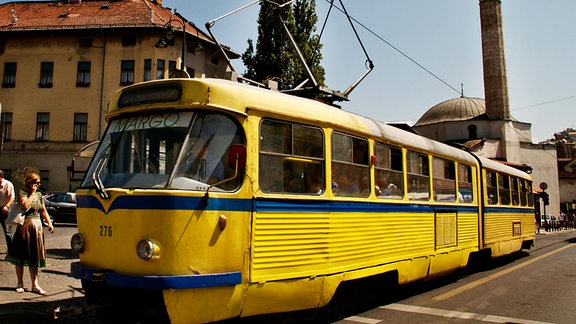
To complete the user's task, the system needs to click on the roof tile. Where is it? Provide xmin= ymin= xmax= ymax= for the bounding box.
xmin=0 ymin=0 xmax=207 ymax=41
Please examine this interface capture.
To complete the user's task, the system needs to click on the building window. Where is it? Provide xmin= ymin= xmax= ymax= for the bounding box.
xmin=39 ymin=62 xmax=54 ymax=88
xmin=2 ymin=62 xmax=16 ymax=88
xmin=169 ymin=60 xmax=177 ymax=78
xmin=156 ymin=59 xmax=165 ymax=79
xmin=122 ymin=37 xmax=137 ymax=46
xmin=120 ymin=60 xmax=135 ymax=86
xmin=1 ymin=112 xmax=12 ymax=141
xmin=73 ymin=113 xmax=88 ymax=142
xmin=76 ymin=61 xmax=91 ymax=87
xmin=36 ymin=112 xmax=50 ymax=141
xmin=468 ymin=124 xmax=478 ymax=140
xmin=143 ymin=59 xmax=152 ymax=81
xmin=39 ymin=170 xmax=50 ymax=191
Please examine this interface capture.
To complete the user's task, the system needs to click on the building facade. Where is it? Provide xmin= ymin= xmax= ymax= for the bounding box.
xmin=0 ymin=0 xmax=237 ymax=191
xmin=553 ymin=129 xmax=576 ymax=217
xmin=413 ymin=97 xmax=559 ymax=219
xmin=413 ymin=0 xmax=560 ymax=219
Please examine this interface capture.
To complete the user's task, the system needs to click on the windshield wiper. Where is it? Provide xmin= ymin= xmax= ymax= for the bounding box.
xmin=93 ymin=150 xmax=110 ymax=199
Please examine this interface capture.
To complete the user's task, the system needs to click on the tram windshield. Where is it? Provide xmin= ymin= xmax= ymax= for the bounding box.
xmin=81 ymin=111 xmax=245 ymax=192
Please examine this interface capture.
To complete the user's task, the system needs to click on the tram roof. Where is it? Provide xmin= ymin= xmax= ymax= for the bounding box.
xmin=192 ymin=79 xmax=479 ymax=165
xmin=109 ymin=78 xmax=529 ymax=173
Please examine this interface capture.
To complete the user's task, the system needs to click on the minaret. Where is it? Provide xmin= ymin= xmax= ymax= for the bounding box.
xmin=479 ymin=0 xmax=511 ymax=121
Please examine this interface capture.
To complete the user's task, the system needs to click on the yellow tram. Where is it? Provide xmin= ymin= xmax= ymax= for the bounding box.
xmin=71 ymin=78 xmax=535 ymax=323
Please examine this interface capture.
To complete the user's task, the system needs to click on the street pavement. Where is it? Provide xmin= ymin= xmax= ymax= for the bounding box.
xmin=0 ymin=233 xmax=97 ymax=323
xmin=0 ymin=227 xmax=573 ymax=323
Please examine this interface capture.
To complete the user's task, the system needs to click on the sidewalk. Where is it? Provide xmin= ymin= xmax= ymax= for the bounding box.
xmin=1 ymin=228 xmax=573 ymax=323
xmin=535 ymin=227 xmax=576 ymax=235
xmin=0 ymin=234 xmax=98 ymax=323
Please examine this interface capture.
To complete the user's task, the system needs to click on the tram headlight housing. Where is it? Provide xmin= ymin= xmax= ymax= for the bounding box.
xmin=70 ymin=233 xmax=85 ymax=253
xmin=136 ymin=238 xmax=161 ymax=260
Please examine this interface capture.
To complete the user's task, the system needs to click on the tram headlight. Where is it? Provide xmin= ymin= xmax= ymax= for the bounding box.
xmin=70 ymin=233 xmax=85 ymax=253
xmin=136 ymin=238 xmax=161 ymax=260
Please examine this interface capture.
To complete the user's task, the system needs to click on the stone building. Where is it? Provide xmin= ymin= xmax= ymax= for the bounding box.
xmin=553 ymin=129 xmax=576 ymax=216
xmin=412 ymin=0 xmax=559 ymax=218
xmin=0 ymin=0 xmax=237 ymax=191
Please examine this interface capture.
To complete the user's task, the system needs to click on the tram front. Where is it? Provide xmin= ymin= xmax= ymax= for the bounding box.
xmin=70 ymin=107 xmax=250 ymax=323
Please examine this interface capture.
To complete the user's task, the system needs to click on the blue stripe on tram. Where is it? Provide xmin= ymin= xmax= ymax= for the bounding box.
xmin=77 ymin=194 xmax=491 ymax=214
xmin=71 ymin=262 xmax=242 ymax=289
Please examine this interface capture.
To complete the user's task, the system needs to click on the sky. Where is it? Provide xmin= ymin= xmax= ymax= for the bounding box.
xmin=4 ymin=0 xmax=574 ymax=142
xmin=161 ymin=0 xmax=574 ymax=143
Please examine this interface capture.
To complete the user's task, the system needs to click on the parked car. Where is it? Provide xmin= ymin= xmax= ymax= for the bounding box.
xmin=44 ymin=192 xmax=77 ymax=224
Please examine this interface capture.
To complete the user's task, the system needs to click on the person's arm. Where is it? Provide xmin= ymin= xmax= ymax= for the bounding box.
xmin=19 ymin=192 xmax=37 ymax=211
xmin=40 ymin=195 xmax=54 ymax=233
xmin=1 ymin=183 xmax=15 ymax=213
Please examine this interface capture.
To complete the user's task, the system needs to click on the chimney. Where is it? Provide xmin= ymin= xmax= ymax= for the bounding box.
xmin=479 ymin=0 xmax=510 ymax=121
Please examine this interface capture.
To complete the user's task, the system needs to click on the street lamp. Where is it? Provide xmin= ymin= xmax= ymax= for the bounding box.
xmin=155 ymin=17 xmax=190 ymax=78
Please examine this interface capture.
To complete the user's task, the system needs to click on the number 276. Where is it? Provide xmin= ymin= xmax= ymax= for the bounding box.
xmin=100 ymin=225 xmax=112 ymax=237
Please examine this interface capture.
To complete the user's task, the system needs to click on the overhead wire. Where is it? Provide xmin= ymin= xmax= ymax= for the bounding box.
xmin=321 ymin=1 xmax=575 ymax=127
xmin=511 ymin=95 xmax=576 ymax=112
xmin=320 ymin=0 xmax=462 ymax=96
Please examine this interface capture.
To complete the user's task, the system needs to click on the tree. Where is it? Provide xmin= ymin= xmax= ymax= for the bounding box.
xmin=291 ymin=0 xmax=325 ymax=88
xmin=242 ymin=0 xmax=325 ymax=91
xmin=13 ymin=167 xmax=40 ymax=186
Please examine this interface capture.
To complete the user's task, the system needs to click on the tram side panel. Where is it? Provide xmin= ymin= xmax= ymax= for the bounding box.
xmin=480 ymin=165 xmax=536 ymax=257
xmin=243 ymin=200 xmax=437 ymax=316
xmin=483 ymin=208 xmax=535 ymax=257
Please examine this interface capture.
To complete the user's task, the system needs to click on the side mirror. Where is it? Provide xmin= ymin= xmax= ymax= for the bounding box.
xmin=229 ymin=144 xmax=247 ymax=169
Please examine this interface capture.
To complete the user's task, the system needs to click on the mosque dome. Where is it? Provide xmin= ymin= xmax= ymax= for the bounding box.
xmin=414 ymin=97 xmax=486 ymax=127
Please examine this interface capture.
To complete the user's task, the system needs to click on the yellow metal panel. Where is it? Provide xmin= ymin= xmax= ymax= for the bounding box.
xmin=164 ymin=285 xmax=245 ymax=324
xmin=251 ymin=210 xmax=438 ymax=282
xmin=458 ymin=212 xmax=479 ymax=247
xmin=436 ymin=213 xmax=457 ymax=248
xmin=241 ymin=277 xmax=325 ymax=317
xmin=77 ymin=191 xmax=250 ymax=276
xmin=483 ymin=210 xmax=535 ymax=257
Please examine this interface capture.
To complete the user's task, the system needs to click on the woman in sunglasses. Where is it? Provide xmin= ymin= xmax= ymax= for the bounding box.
xmin=5 ymin=172 xmax=54 ymax=295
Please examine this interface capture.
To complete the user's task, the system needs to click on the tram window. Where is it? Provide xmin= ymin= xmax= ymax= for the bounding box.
xmin=331 ymin=132 xmax=369 ymax=197
xmin=374 ymin=142 xmax=404 ymax=199
xmin=81 ymin=111 xmax=247 ymax=190
xmin=486 ymin=171 xmax=498 ymax=205
xmin=173 ymin=113 xmax=245 ymax=191
xmin=259 ymin=120 xmax=325 ymax=194
xmin=521 ymin=180 xmax=534 ymax=207
xmin=526 ymin=181 xmax=534 ymax=207
xmin=519 ymin=180 xmax=527 ymax=206
xmin=432 ymin=157 xmax=456 ymax=202
xmin=457 ymin=164 xmax=473 ymax=203
xmin=407 ymin=150 xmax=430 ymax=201
xmin=511 ymin=177 xmax=520 ymax=205
xmin=260 ymin=120 xmax=292 ymax=154
xmin=498 ymin=174 xmax=511 ymax=205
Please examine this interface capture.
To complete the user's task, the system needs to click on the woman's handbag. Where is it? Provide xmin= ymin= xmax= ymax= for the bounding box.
xmin=6 ymin=202 xmax=25 ymax=226
xmin=5 ymin=202 xmax=25 ymax=239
